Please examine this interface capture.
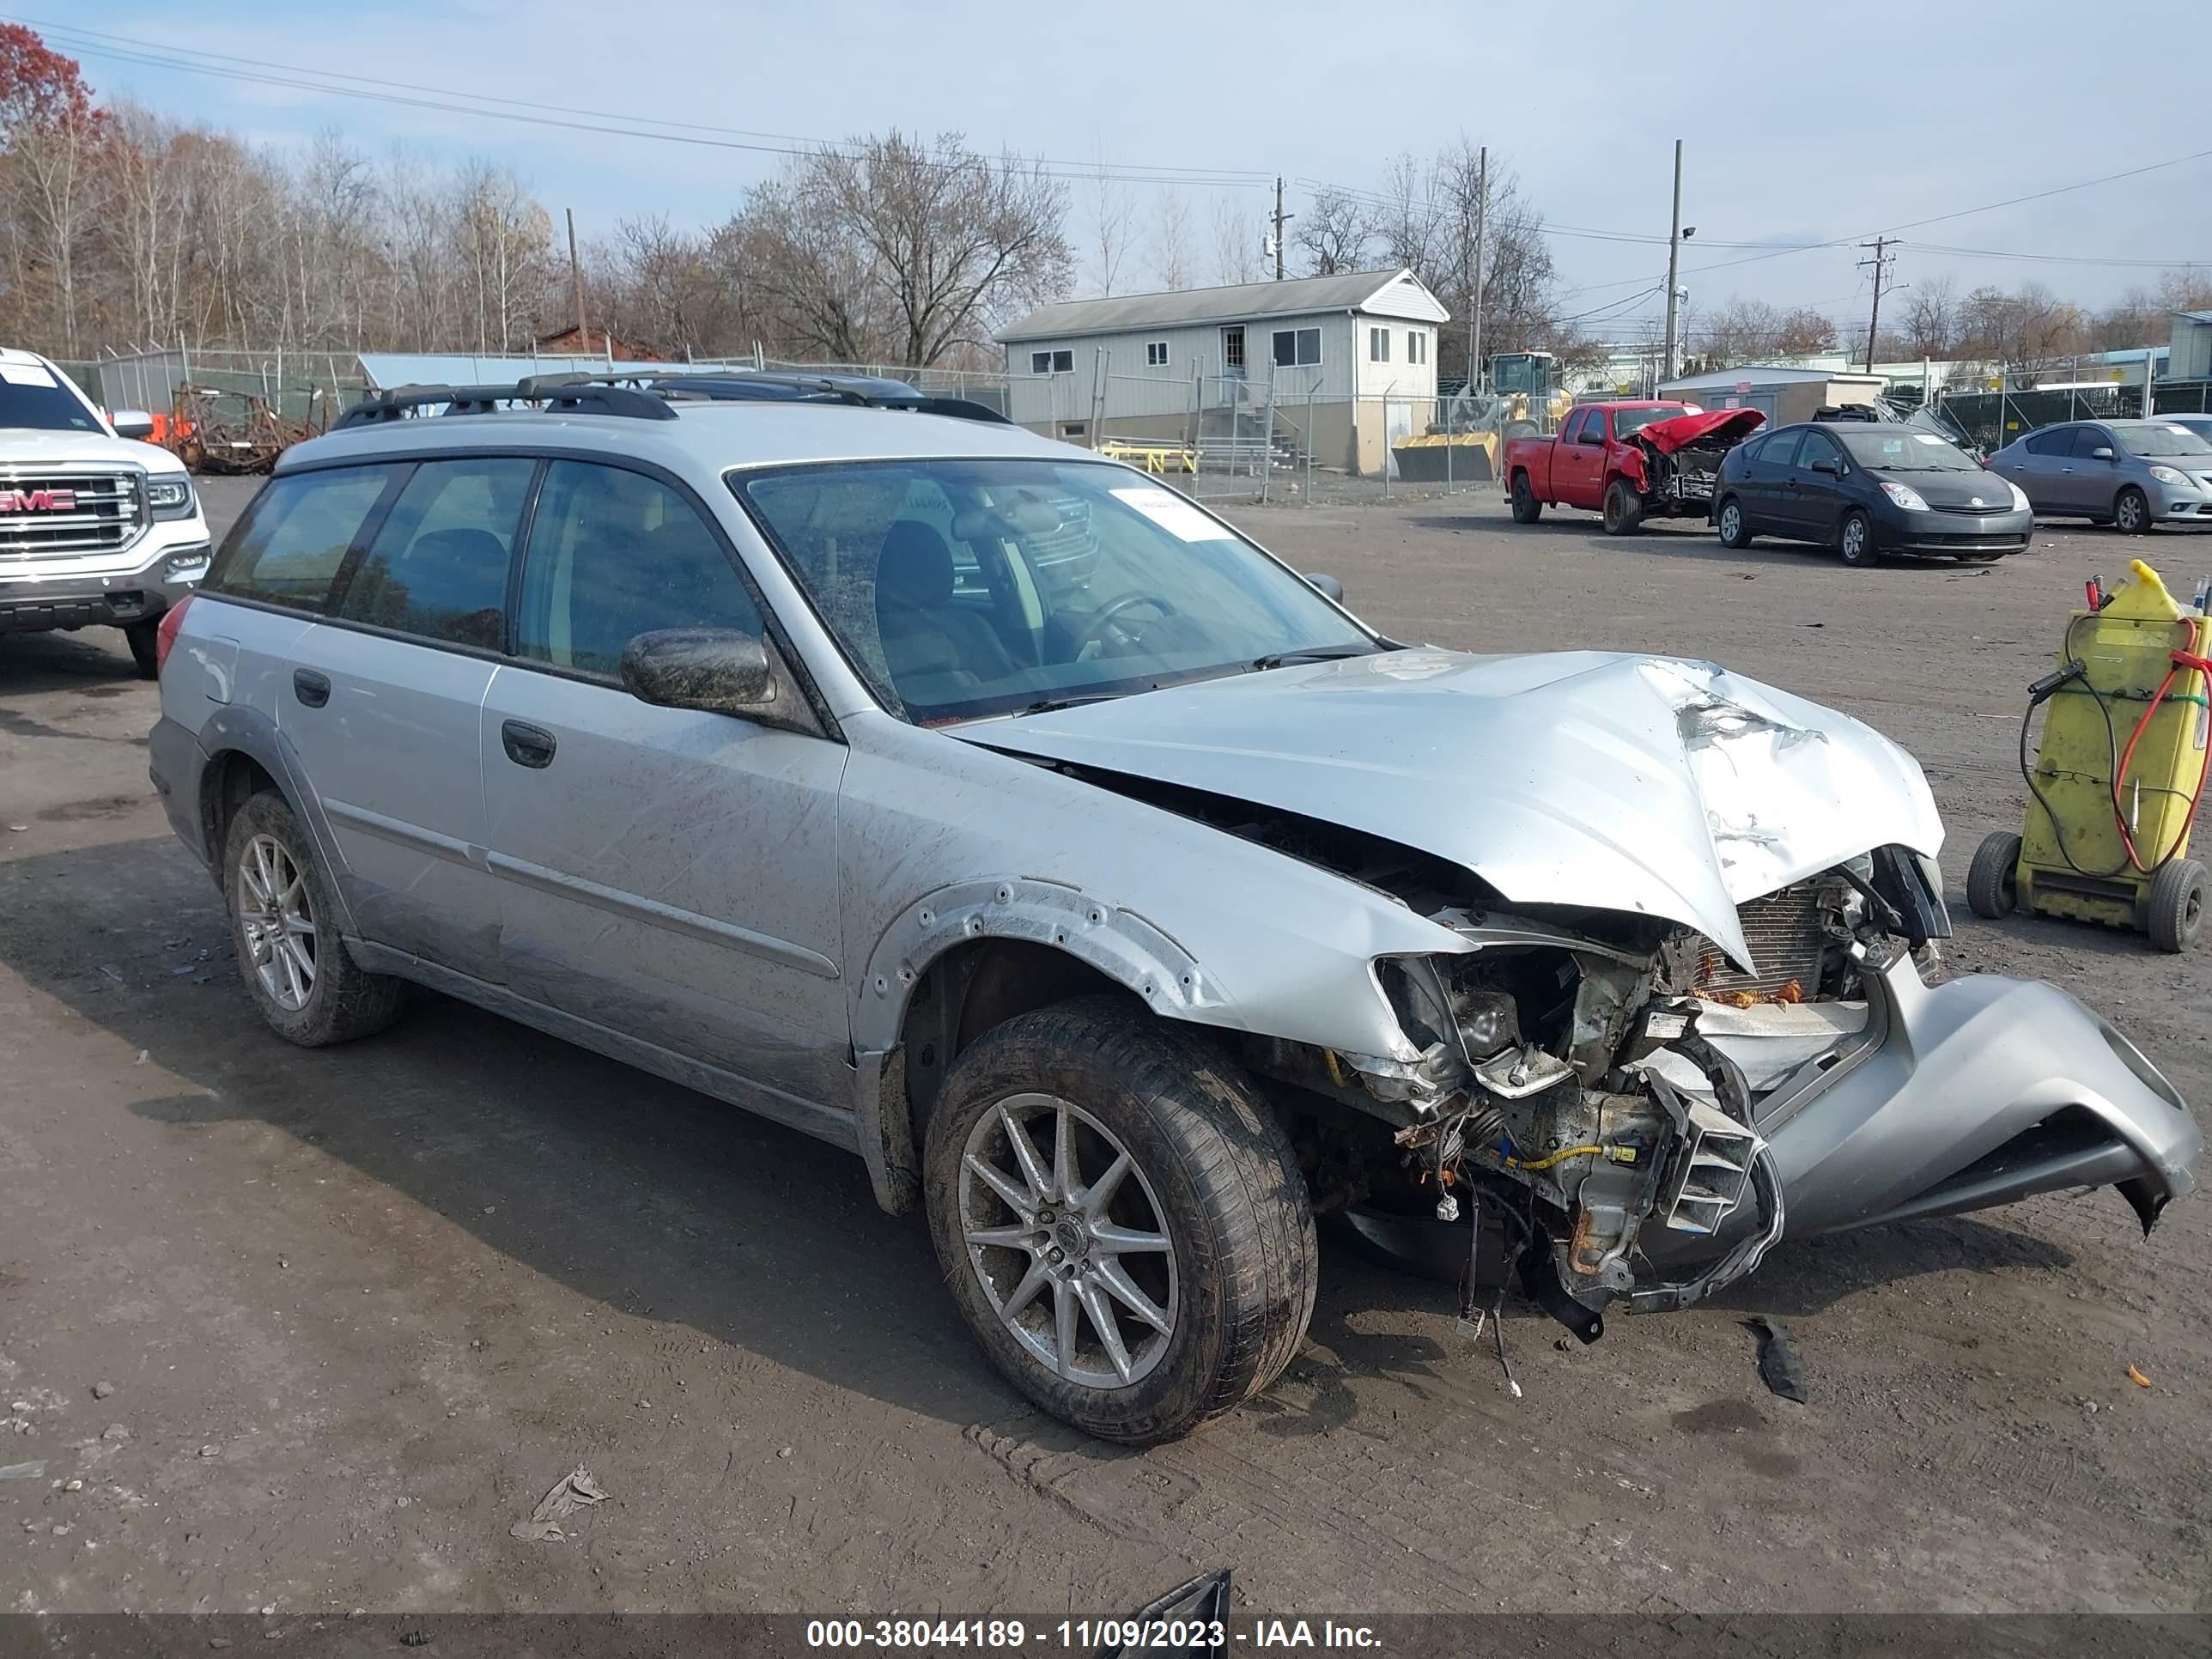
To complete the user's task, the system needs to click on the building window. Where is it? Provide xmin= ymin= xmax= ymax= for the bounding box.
xmin=1145 ymin=340 xmax=1170 ymax=368
xmin=1222 ymin=326 xmax=1245 ymax=370
xmin=1031 ymin=349 xmax=1074 ymax=374
xmin=1368 ymin=326 xmax=1389 ymax=363
xmin=1059 ymin=422 xmax=1088 ymax=441
xmin=1271 ymin=326 xmax=1321 ymax=368
xmin=1407 ymin=331 xmax=1426 ymax=365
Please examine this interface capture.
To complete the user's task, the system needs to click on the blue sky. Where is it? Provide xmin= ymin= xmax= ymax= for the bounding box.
xmin=39 ymin=0 xmax=2212 ymax=340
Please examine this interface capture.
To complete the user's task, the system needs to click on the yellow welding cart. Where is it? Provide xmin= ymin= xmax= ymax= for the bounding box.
xmin=1967 ymin=559 xmax=2210 ymax=951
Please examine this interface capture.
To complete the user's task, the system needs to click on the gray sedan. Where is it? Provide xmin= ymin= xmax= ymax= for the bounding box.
xmin=1987 ymin=418 xmax=2212 ymax=531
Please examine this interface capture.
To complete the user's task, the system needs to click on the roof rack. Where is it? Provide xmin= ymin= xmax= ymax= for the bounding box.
xmin=333 ymin=374 xmax=680 ymax=429
xmin=333 ymin=368 xmax=1012 ymax=430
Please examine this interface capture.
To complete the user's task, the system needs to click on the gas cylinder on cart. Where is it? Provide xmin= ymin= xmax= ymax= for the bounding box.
xmin=1966 ymin=559 xmax=2210 ymax=951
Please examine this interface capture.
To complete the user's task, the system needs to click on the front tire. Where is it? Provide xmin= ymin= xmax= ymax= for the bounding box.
xmin=2114 ymin=487 xmax=2151 ymax=535
xmin=1716 ymin=495 xmax=1753 ymax=549
xmin=123 ymin=620 xmax=159 ymax=679
xmin=1838 ymin=509 xmax=1881 ymax=568
xmin=1510 ymin=473 xmax=1543 ymax=523
xmin=222 ymin=791 xmax=406 ymax=1046
xmin=923 ymin=997 xmax=1316 ymax=1444
xmin=1601 ymin=478 xmax=1644 ymax=536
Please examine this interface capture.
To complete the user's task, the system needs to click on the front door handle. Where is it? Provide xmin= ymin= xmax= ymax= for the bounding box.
xmin=501 ymin=720 xmax=557 ymax=769
xmin=292 ymin=668 xmax=330 ymax=708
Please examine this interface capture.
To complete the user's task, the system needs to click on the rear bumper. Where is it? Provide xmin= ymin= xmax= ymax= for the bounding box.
xmin=0 ymin=527 xmax=212 ymax=634
xmin=148 ymin=713 xmax=215 ymax=871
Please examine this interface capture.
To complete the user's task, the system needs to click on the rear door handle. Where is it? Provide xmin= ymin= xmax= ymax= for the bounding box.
xmin=501 ymin=720 xmax=557 ymax=769
xmin=292 ymin=668 xmax=330 ymax=708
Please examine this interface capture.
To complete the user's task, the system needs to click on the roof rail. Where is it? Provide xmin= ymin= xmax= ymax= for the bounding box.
xmin=635 ymin=371 xmax=1012 ymax=424
xmin=333 ymin=375 xmax=680 ymax=429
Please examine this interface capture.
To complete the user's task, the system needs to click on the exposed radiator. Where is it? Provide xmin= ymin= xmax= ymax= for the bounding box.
xmin=1672 ymin=882 xmax=1831 ymax=1000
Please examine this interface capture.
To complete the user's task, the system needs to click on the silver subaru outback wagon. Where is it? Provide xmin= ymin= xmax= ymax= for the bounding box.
xmin=149 ymin=376 xmax=2199 ymax=1444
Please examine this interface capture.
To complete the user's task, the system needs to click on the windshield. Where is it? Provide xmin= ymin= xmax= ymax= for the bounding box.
xmin=732 ymin=459 xmax=1375 ymax=725
xmin=1612 ymin=405 xmax=1693 ymax=439
xmin=0 ymin=363 xmax=102 ymax=433
xmin=1836 ymin=429 xmax=1980 ymax=471
xmin=2112 ymin=422 xmax=2212 ymax=458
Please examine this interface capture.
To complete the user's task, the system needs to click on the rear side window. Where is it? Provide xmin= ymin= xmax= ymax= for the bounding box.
xmin=209 ymin=465 xmax=399 ymax=611
xmin=514 ymin=460 xmax=763 ymax=678
xmin=335 ymin=458 xmax=534 ymax=650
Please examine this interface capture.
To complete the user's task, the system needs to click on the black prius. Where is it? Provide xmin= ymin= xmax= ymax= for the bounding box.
xmin=1711 ymin=421 xmax=2035 ymax=567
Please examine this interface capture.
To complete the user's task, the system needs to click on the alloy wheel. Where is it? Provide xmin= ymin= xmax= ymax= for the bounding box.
xmin=1842 ymin=516 xmax=1870 ymax=562
xmin=1720 ymin=501 xmax=1741 ymax=544
xmin=238 ymin=833 xmax=317 ymax=1012
xmin=957 ymin=1092 xmax=1179 ymax=1389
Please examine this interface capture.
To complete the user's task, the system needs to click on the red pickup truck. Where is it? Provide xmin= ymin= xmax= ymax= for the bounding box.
xmin=1504 ymin=400 xmax=1765 ymax=535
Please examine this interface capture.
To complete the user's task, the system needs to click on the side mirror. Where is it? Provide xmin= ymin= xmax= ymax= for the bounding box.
xmin=1581 ymin=429 xmax=1607 ymax=446
xmin=619 ymin=627 xmax=775 ymax=715
xmin=2091 ymin=447 xmax=2116 ymax=461
xmin=1812 ymin=457 xmax=1842 ymax=477
xmin=1304 ymin=572 xmax=1346 ymax=603
xmin=110 ymin=409 xmax=156 ymax=441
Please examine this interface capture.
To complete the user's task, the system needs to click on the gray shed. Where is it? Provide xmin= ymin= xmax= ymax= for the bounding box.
xmin=1656 ymin=365 xmax=1887 ymax=429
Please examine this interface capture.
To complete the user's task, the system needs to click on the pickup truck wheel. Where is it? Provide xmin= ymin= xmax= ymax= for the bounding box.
xmin=222 ymin=791 xmax=406 ymax=1047
xmin=923 ymin=996 xmax=1316 ymax=1444
xmin=1838 ymin=510 xmax=1881 ymax=568
xmin=1716 ymin=496 xmax=1753 ymax=549
xmin=1602 ymin=478 xmax=1644 ymax=536
xmin=1510 ymin=473 xmax=1543 ymax=523
xmin=123 ymin=620 xmax=161 ymax=679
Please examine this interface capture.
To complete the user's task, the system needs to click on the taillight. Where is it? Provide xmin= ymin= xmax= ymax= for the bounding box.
xmin=155 ymin=591 xmax=193 ymax=676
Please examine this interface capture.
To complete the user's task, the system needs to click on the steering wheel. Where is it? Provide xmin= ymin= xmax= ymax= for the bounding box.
xmin=1076 ymin=591 xmax=1177 ymax=653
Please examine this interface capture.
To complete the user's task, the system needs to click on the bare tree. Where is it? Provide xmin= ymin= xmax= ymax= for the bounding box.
xmin=1086 ymin=165 xmax=1133 ymax=297
xmin=1209 ymin=194 xmax=1261 ymax=286
xmin=1148 ymin=188 xmax=1194 ymax=291
xmin=1899 ymin=273 xmax=1957 ymax=358
xmin=1292 ymin=185 xmax=1371 ymax=276
xmin=1956 ymin=283 xmax=2086 ymax=368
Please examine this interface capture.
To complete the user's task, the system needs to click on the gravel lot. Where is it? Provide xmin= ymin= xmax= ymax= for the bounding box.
xmin=2 ymin=475 xmax=2208 ymax=1618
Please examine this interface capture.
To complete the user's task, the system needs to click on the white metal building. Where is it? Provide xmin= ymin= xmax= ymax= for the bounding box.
xmin=1656 ymin=364 xmax=1885 ymax=428
xmin=997 ymin=269 xmax=1448 ymax=473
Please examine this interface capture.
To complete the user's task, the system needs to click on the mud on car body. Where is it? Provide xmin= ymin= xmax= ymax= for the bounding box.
xmin=150 ymin=372 xmax=2200 ymax=1445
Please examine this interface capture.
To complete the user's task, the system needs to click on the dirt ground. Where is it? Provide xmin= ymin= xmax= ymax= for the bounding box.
xmin=3 ymin=476 xmax=2209 ymax=1620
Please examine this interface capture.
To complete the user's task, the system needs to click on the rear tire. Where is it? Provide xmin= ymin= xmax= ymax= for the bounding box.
xmin=222 ymin=791 xmax=406 ymax=1047
xmin=922 ymin=996 xmax=1316 ymax=1445
xmin=1716 ymin=495 xmax=1753 ymax=549
xmin=1601 ymin=478 xmax=1644 ymax=537
xmin=2114 ymin=487 xmax=2151 ymax=535
xmin=1510 ymin=473 xmax=1543 ymax=523
xmin=2146 ymin=857 xmax=2206 ymax=953
xmin=1838 ymin=509 xmax=1881 ymax=568
xmin=1966 ymin=830 xmax=2022 ymax=921
xmin=123 ymin=620 xmax=159 ymax=679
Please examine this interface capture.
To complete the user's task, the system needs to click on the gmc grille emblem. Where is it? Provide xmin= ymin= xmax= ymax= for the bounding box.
xmin=0 ymin=488 xmax=76 ymax=512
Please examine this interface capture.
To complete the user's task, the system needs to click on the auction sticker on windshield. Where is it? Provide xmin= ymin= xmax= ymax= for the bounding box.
xmin=0 ymin=362 xmax=58 ymax=387
xmin=1110 ymin=486 xmax=1236 ymax=542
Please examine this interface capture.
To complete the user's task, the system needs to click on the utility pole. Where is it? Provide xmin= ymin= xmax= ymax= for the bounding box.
xmin=1469 ymin=144 xmax=1487 ymax=392
xmin=1857 ymin=236 xmax=1895 ymax=373
xmin=1660 ymin=138 xmax=1684 ymax=385
xmin=1271 ymin=177 xmax=1291 ymax=281
xmin=566 ymin=207 xmax=589 ymax=352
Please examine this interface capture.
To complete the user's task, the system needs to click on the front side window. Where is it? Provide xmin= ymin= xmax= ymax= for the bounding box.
xmin=2070 ymin=426 xmax=2116 ymax=459
xmin=336 ymin=457 xmax=534 ymax=649
xmin=1369 ymin=327 xmax=1389 ymax=363
xmin=516 ymin=461 xmax=762 ymax=678
xmin=210 ymin=465 xmax=402 ymax=612
xmin=732 ymin=459 xmax=1374 ymax=726
xmin=1577 ymin=410 xmax=1609 ymax=445
xmin=1795 ymin=430 xmax=1844 ymax=471
xmin=1760 ymin=430 xmax=1804 ymax=470
xmin=1272 ymin=326 xmax=1321 ymax=368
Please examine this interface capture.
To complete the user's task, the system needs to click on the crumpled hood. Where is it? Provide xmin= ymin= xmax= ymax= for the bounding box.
xmin=0 ymin=426 xmax=184 ymax=477
xmin=1638 ymin=408 xmax=1765 ymax=453
xmin=963 ymin=649 xmax=1943 ymax=969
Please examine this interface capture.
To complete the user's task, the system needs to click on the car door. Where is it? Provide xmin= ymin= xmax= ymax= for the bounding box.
xmin=283 ymin=455 xmax=533 ymax=982
xmin=1740 ymin=428 xmax=1801 ymax=533
xmin=2064 ymin=423 xmax=2123 ymax=515
xmin=1559 ymin=408 xmax=1607 ymax=507
xmin=477 ymin=456 xmax=852 ymax=1112
xmin=2007 ymin=426 xmax=2075 ymax=512
xmin=1784 ymin=428 xmax=1850 ymax=540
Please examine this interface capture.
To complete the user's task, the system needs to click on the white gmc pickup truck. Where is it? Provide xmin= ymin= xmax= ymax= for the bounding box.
xmin=0 ymin=346 xmax=212 ymax=677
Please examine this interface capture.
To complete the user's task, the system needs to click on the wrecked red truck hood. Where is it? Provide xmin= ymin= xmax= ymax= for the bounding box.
xmin=1639 ymin=408 xmax=1765 ymax=453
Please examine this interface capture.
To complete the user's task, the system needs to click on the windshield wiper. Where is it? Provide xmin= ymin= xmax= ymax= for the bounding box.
xmin=1249 ymin=647 xmax=1373 ymax=672
xmin=1018 ymin=692 xmax=1129 ymax=716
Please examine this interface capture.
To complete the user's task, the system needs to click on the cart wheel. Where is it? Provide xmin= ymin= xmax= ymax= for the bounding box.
xmin=2146 ymin=857 xmax=2206 ymax=952
xmin=1966 ymin=830 xmax=2022 ymax=920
